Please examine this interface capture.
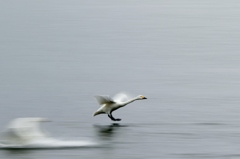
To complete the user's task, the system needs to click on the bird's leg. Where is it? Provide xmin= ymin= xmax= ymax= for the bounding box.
xmin=108 ymin=114 xmax=121 ymax=121
xmin=108 ymin=114 xmax=115 ymax=121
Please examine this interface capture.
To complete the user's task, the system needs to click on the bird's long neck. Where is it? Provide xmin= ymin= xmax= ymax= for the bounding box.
xmin=121 ymin=97 xmax=138 ymax=106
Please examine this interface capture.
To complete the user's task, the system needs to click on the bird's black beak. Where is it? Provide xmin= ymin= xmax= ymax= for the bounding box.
xmin=143 ymin=97 xmax=147 ymax=99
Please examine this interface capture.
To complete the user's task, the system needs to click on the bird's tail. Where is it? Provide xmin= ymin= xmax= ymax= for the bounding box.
xmin=93 ymin=111 xmax=103 ymax=117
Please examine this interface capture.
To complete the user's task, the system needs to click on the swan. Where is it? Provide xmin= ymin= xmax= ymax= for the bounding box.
xmin=93 ymin=93 xmax=147 ymax=121
xmin=2 ymin=117 xmax=50 ymax=145
xmin=0 ymin=117 xmax=97 ymax=149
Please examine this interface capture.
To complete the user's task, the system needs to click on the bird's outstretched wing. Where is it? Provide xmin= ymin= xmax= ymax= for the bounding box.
xmin=113 ymin=93 xmax=129 ymax=103
xmin=94 ymin=96 xmax=115 ymax=106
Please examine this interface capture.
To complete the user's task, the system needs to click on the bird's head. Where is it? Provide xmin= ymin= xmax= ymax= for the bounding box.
xmin=137 ymin=95 xmax=147 ymax=100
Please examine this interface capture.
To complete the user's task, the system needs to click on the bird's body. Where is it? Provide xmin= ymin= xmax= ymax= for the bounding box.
xmin=0 ymin=118 xmax=98 ymax=149
xmin=2 ymin=118 xmax=50 ymax=145
xmin=93 ymin=93 xmax=147 ymax=121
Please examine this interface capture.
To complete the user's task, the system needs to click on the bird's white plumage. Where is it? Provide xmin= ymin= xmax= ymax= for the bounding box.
xmin=3 ymin=118 xmax=49 ymax=144
xmin=112 ymin=93 xmax=129 ymax=103
xmin=93 ymin=92 xmax=147 ymax=121
xmin=0 ymin=118 xmax=97 ymax=149
xmin=94 ymin=95 xmax=115 ymax=106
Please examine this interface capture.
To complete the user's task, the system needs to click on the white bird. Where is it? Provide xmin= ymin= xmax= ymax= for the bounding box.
xmin=93 ymin=93 xmax=147 ymax=121
xmin=2 ymin=117 xmax=50 ymax=145
xmin=0 ymin=117 xmax=98 ymax=149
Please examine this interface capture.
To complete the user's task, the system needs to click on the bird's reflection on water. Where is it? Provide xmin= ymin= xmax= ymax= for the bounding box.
xmin=94 ymin=123 xmax=127 ymax=140
xmin=2 ymin=149 xmax=34 ymax=159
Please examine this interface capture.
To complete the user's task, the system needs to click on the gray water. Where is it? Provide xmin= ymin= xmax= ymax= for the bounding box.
xmin=1 ymin=0 xmax=240 ymax=158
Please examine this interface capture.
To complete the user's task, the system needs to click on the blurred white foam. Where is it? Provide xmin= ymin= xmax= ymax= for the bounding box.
xmin=0 ymin=138 xmax=97 ymax=149
xmin=0 ymin=118 xmax=97 ymax=149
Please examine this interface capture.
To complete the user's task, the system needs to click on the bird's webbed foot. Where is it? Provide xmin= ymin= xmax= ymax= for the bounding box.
xmin=108 ymin=114 xmax=121 ymax=121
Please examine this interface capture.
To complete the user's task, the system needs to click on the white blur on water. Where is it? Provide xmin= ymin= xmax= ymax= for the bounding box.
xmin=1 ymin=0 xmax=240 ymax=159
xmin=0 ymin=118 xmax=97 ymax=149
